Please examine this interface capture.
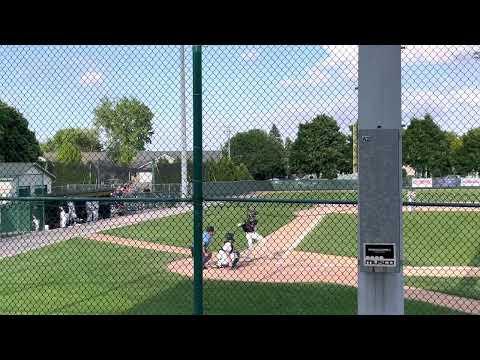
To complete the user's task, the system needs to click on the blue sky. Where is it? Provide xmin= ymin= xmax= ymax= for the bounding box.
xmin=1 ymin=45 xmax=480 ymax=151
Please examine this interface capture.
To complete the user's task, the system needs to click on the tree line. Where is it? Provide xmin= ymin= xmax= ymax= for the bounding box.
xmin=2 ymin=96 xmax=478 ymax=183
xmin=402 ymin=114 xmax=480 ymax=178
xmin=226 ymin=115 xmax=352 ymax=180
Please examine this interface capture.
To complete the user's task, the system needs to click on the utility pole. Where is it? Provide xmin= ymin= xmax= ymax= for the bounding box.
xmin=226 ymin=126 xmax=231 ymax=159
xmin=180 ymin=45 xmax=188 ymax=198
xmin=192 ymin=45 xmax=204 ymax=315
xmin=358 ymin=45 xmax=404 ymax=315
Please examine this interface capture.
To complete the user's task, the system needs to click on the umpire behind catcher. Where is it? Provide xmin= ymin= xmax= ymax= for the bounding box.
xmin=190 ymin=225 xmax=215 ymax=269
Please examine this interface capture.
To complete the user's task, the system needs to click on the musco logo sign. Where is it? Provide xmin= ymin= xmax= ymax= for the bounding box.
xmin=363 ymin=244 xmax=396 ymax=267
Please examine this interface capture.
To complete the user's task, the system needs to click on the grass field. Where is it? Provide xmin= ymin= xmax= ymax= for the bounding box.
xmin=256 ymin=188 xmax=480 ymax=203
xmin=297 ymin=211 xmax=480 ymax=266
xmin=297 ymin=211 xmax=480 ymax=300
xmin=104 ymin=200 xmax=480 ymax=305
xmin=257 ymin=190 xmax=357 ymax=201
xmin=3 ymin=188 xmax=478 ymax=314
xmin=408 ymin=188 xmax=480 ymax=203
xmin=0 ymin=238 xmax=463 ymax=314
xmin=104 ymin=202 xmax=308 ymax=252
xmin=406 ymin=277 xmax=480 ymax=301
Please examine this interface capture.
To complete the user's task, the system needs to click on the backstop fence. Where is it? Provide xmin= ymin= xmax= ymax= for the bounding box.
xmin=0 ymin=45 xmax=479 ymax=314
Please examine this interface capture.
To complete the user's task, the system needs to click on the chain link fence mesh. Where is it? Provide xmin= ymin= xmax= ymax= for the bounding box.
xmin=401 ymin=45 xmax=480 ymax=313
xmin=0 ymin=45 xmax=478 ymax=314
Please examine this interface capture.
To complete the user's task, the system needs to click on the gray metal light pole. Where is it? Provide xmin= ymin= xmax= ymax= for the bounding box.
xmin=226 ymin=126 xmax=231 ymax=159
xmin=357 ymin=45 xmax=404 ymax=315
xmin=180 ymin=45 xmax=188 ymax=198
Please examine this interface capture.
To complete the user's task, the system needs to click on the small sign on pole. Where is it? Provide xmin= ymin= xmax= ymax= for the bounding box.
xmin=363 ymin=243 xmax=396 ymax=267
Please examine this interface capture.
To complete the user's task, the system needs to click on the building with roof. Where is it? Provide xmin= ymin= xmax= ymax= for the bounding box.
xmin=0 ymin=162 xmax=56 ymax=197
xmin=0 ymin=163 xmax=55 ymax=236
xmin=44 ymin=150 xmax=222 ymax=167
xmin=43 ymin=150 xmax=222 ymax=184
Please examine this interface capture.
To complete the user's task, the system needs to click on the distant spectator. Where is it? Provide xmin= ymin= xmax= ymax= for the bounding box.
xmin=93 ymin=201 xmax=99 ymax=221
xmin=32 ymin=216 xmax=40 ymax=232
xmin=59 ymin=206 xmax=67 ymax=228
xmin=407 ymin=190 xmax=416 ymax=213
xmin=67 ymin=202 xmax=78 ymax=226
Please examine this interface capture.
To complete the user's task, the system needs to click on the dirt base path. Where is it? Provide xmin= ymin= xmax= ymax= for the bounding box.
xmin=404 ymin=286 xmax=480 ymax=314
xmin=89 ymin=233 xmax=191 ymax=255
xmin=87 ymin=203 xmax=480 ymax=314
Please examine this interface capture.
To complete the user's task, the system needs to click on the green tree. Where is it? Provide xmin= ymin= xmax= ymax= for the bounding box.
xmin=269 ymin=124 xmax=283 ymax=145
xmin=43 ymin=128 xmax=101 ymax=154
xmin=339 ymin=127 xmax=353 ymax=175
xmin=458 ymin=128 xmax=480 ymax=175
xmin=289 ymin=114 xmax=349 ymax=179
xmin=269 ymin=124 xmax=287 ymax=175
xmin=228 ymin=129 xmax=285 ymax=180
xmin=445 ymin=131 xmax=464 ymax=174
xmin=235 ymin=163 xmax=252 ymax=180
xmin=403 ymin=114 xmax=451 ymax=177
xmin=94 ymin=98 xmax=154 ymax=167
xmin=57 ymin=142 xmax=82 ymax=165
xmin=0 ymin=100 xmax=41 ymax=162
xmin=46 ymin=161 xmax=96 ymax=186
xmin=205 ymin=157 xmax=253 ymax=181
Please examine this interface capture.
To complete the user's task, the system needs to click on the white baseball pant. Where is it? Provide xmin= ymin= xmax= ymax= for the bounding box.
xmin=246 ymin=232 xmax=264 ymax=249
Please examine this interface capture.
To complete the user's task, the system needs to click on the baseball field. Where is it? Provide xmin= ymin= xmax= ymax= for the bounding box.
xmin=0 ymin=188 xmax=479 ymax=314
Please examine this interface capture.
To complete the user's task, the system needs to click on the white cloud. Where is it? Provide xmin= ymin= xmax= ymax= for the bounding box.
xmin=403 ymin=88 xmax=480 ymax=111
xmin=402 ymin=45 xmax=480 ymax=65
xmin=402 ymin=87 xmax=480 ymax=134
xmin=241 ymin=50 xmax=259 ymax=62
xmin=79 ymin=70 xmax=103 ymax=85
xmin=451 ymin=88 xmax=480 ymax=106
xmin=265 ymin=93 xmax=358 ymax=140
xmin=279 ymin=45 xmax=358 ymax=88
xmin=281 ymin=46 xmax=480 ymax=89
xmin=322 ymin=45 xmax=478 ymax=66
xmin=322 ymin=45 xmax=358 ymax=65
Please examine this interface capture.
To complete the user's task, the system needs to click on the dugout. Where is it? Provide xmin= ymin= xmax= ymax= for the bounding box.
xmin=0 ymin=162 xmax=55 ymax=236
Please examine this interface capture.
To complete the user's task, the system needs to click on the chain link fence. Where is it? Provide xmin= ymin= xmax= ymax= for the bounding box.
xmin=0 ymin=45 xmax=479 ymax=314
xmin=400 ymin=45 xmax=480 ymax=313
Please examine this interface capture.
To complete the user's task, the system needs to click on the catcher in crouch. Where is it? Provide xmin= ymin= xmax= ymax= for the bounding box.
xmin=238 ymin=206 xmax=264 ymax=253
xmin=216 ymin=232 xmax=240 ymax=269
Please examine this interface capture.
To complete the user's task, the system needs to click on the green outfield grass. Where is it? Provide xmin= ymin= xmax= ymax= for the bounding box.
xmin=256 ymin=188 xmax=480 ymax=203
xmin=104 ymin=202 xmax=308 ymax=252
xmin=0 ymin=239 xmax=463 ymax=314
xmin=297 ymin=211 xmax=480 ymax=267
xmin=410 ymin=188 xmax=480 ymax=203
xmin=406 ymin=276 xmax=480 ymax=301
xmin=257 ymin=190 xmax=357 ymax=202
xmin=7 ymin=188 xmax=475 ymax=314
xmin=298 ymin=211 xmax=480 ymax=300
xmin=104 ymin=197 xmax=480 ymax=302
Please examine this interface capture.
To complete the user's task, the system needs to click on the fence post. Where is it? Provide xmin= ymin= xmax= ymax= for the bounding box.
xmin=358 ymin=45 xmax=404 ymax=315
xmin=192 ymin=45 xmax=204 ymax=315
xmin=180 ymin=45 xmax=188 ymax=199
